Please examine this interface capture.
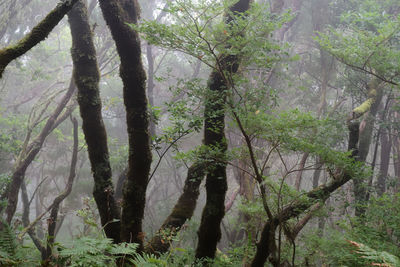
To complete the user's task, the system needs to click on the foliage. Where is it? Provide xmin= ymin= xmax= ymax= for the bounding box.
xmin=301 ymin=193 xmax=400 ymax=266
xmin=348 ymin=240 xmax=400 ymax=267
xmin=317 ymin=1 xmax=400 ymax=83
xmin=0 ymin=221 xmax=40 ymax=266
xmin=134 ymin=0 xmax=288 ymax=70
xmin=0 ymin=221 xmax=16 ymax=262
xmin=54 ymin=237 xmax=138 ymax=267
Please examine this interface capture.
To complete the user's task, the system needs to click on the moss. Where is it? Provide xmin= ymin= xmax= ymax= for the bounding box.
xmin=353 ymin=97 xmax=374 ymax=116
xmin=352 ymin=79 xmax=381 ymax=119
xmin=0 ymin=0 xmax=78 ymax=78
xmin=69 ymin=0 xmax=121 ymax=243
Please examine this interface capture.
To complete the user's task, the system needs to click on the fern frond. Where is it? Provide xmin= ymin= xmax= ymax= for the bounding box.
xmin=347 ymin=240 xmax=400 ymax=267
xmin=0 ymin=220 xmax=16 ymax=257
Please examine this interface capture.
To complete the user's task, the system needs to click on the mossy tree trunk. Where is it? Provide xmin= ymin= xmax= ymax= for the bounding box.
xmin=146 ymin=163 xmax=205 ymax=254
xmin=352 ymin=78 xmax=383 ymax=216
xmin=68 ymin=0 xmax=121 ymax=243
xmin=195 ymin=0 xmax=252 ymax=260
xmin=98 ymin=0 xmax=152 ymax=250
xmin=0 ymin=0 xmax=78 ymax=78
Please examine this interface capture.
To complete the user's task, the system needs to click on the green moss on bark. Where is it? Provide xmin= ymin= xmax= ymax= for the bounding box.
xmin=0 ymin=0 xmax=78 ymax=78
xmin=68 ymin=0 xmax=121 ymax=243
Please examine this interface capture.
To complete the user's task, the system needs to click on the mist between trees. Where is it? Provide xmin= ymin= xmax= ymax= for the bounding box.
xmin=1 ymin=0 xmax=400 ymax=266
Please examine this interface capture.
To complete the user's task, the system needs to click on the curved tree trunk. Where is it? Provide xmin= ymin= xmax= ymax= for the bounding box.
xmin=45 ymin=117 xmax=79 ymax=260
xmin=98 ymin=0 xmax=152 ymax=251
xmin=195 ymin=0 xmax=252 ymax=260
xmin=146 ymin=162 xmax=205 ymax=254
xmin=68 ymin=0 xmax=121 ymax=243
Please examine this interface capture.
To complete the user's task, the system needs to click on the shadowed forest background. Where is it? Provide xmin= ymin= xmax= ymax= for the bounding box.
xmin=1 ymin=0 xmax=400 ymax=266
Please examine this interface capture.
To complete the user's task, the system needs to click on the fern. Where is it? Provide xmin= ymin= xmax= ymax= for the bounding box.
xmin=131 ymin=253 xmax=168 ymax=267
xmin=56 ymin=236 xmax=138 ymax=267
xmin=348 ymin=240 xmax=400 ymax=267
xmin=0 ymin=220 xmax=16 ymax=261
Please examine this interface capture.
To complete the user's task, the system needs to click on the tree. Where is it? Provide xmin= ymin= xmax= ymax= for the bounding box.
xmin=97 ymin=0 xmax=152 ymax=251
xmin=68 ymin=0 xmax=121 ymax=243
xmin=0 ymin=0 xmax=79 ymax=78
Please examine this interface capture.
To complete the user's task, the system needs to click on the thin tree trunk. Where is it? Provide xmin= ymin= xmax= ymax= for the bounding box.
xmin=250 ymin=121 xmax=360 ymax=267
xmin=21 ymin=181 xmax=46 ymax=259
xmin=146 ymin=44 xmax=156 ymax=137
xmin=2 ymin=78 xmax=76 ymax=223
xmin=98 ymin=0 xmax=152 ymax=250
xmin=19 ymin=117 xmax=78 ymax=261
xmin=377 ymin=125 xmax=391 ymax=196
xmin=393 ymin=129 xmax=400 ymax=192
xmin=44 ymin=116 xmax=78 ymax=260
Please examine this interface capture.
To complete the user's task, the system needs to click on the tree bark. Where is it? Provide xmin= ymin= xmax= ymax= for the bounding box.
xmin=146 ymin=163 xmax=205 ymax=254
xmin=377 ymin=124 xmax=391 ymax=196
xmin=0 ymin=0 xmax=79 ymax=78
xmin=352 ymin=78 xmax=383 ymax=216
xmin=68 ymin=0 xmax=121 ymax=243
xmin=98 ymin=0 xmax=152 ymax=250
xmin=195 ymin=0 xmax=252 ymax=260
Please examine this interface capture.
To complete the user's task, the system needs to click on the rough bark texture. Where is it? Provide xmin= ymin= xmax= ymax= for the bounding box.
xmin=195 ymin=68 xmax=229 ymax=260
xmin=251 ymin=218 xmax=279 ymax=267
xmin=353 ymin=78 xmax=383 ymax=216
xmin=146 ymin=163 xmax=205 ymax=254
xmin=195 ymin=0 xmax=252 ymax=260
xmin=68 ymin=0 xmax=121 ymax=243
xmin=250 ymin=121 xmax=360 ymax=267
xmin=98 ymin=0 xmax=152 ymax=250
xmin=0 ymin=0 xmax=79 ymax=78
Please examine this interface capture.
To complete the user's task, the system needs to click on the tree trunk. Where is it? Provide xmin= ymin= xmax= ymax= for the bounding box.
xmin=353 ymin=78 xmax=383 ymax=216
xmin=146 ymin=44 xmax=156 ymax=137
xmin=195 ymin=0 xmax=252 ymax=260
xmin=68 ymin=0 xmax=121 ymax=243
xmin=45 ymin=117 xmax=78 ymax=260
xmin=377 ymin=125 xmax=391 ymax=196
xmin=146 ymin=162 xmax=205 ymax=254
xmin=98 ymin=0 xmax=152 ymax=250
